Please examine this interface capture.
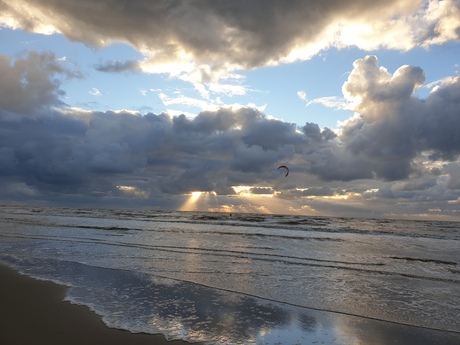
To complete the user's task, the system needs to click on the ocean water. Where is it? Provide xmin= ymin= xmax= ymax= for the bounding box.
xmin=0 ymin=205 xmax=459 ymax=344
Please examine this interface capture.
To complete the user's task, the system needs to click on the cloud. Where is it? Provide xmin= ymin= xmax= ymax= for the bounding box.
xmin=418 ymin=0 xmax=460 ymax=46
xmin=89 ymin=88 xmax=102 ymax=96
xmin=249 ymin=187 xmax=274 ymax=195
xmin=0 ymin=51 xmax=75 ymax=114
xmin=0 ymin=56 xmax=311 ymax=201
xmin=390 ymin=177 xmax=438 ymax=192
xmin=304 ymin=55 xmax=460 ymax=183
xmin=305 ymin=96 xmax=350 ymax=110
xmin=0 ymin=50 xmax=459 ymax=219
xmin=95 ymin=60 xmax=140 ymax=73
xmin=158 ymin=90 xmax=213 ymax=109
xmin=2 ymin=0 xmax=459 ymax=85
xmin=447 ymin=163 xmax=460 ymax=189
xmin=297 ymin=90 xmax=307 ymax=102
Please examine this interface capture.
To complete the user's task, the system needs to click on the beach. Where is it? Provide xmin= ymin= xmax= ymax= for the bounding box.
xmin=0 ymin=265 xmax=197 ymax=345
xmin=1 ymin=206 xmax=459 ymax=344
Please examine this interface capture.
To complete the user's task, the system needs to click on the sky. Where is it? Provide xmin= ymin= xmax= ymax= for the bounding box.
xmin=1 ymin=0 xmax=460 ymax=220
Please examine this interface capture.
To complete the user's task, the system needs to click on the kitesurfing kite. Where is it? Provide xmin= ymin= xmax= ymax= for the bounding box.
xmin=278 ymin=165 xmax=289 ymax=177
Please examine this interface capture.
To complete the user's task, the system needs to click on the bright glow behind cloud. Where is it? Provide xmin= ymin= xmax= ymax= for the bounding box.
xmin=1 ymin=0 xmax=459 ymax=88
xmin=1 ymin=1 xmax=460 ymax=219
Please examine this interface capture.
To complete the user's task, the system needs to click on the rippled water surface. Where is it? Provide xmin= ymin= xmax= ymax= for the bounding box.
xmin=1 ymin=206 xmax=459 ymax=344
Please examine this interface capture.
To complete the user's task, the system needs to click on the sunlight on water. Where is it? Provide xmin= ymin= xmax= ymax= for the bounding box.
xmin=0 ymin=206 xmax=459 ymax=344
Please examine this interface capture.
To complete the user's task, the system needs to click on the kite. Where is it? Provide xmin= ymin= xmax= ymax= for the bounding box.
xmin=278 ymin=165 xmax=289 ymax=177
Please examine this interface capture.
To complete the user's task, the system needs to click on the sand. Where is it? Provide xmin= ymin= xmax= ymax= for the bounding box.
xmin=2 ymin=263 xmax=460 ymax=345
xmin=0 ymin=264 xmax=200 ymax=345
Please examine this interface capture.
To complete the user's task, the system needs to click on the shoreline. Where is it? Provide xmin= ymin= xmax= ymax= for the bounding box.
xmin=0 ymin=264 xmax=200 ymax=345
xmin=1 ymin=263 xmax=460 ymax=345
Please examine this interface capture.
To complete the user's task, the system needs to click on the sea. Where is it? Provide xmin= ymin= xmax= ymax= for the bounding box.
xmin=0 ymin=205 xmax=459 ymax=345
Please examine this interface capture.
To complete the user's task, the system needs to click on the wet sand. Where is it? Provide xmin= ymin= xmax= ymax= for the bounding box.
xmin=2 ymin=263 xmax=460 ymax=345
xmin=0 ymin=265 xmax=199 ymax=345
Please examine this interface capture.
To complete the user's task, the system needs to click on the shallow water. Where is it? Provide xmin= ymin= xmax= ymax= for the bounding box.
xmin=1 ymin=206 xmax=459 ymax=344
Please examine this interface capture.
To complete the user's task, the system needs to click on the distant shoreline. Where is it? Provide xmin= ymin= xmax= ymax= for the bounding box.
xmin=0 ymin=264 xmax=200 ymax=345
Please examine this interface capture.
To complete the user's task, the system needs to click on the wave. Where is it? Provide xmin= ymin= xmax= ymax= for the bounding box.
xmin=389 ymin=256 xmax=458 ymax=266
xmin=4 ymin=209 xmax=459 ymax=243
xmin=1 ymin=205 xmax=459 ymax=338
xmin=1 ymin=230 xmax=458 ymax=285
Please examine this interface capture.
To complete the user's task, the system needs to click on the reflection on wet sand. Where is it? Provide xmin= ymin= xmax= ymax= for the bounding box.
xmin=2 ymin=240 xmax=460 ymax=344
xmin=59 ymin=261 xmax=459 ymax=345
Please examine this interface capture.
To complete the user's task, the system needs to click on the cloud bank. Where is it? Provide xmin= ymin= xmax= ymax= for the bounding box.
xmin=1 ymin=0 xmax=459 ymax=85
xmin=0 ymin=51 xmax=459 ymax=218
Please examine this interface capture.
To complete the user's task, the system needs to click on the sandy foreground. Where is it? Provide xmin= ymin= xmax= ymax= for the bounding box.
xmin=0 ymin=264 xmax=201 ymax=345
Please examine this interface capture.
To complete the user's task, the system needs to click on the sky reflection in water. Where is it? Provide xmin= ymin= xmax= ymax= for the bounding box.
xmin=3 ymin=255 xmax=459 ymax=345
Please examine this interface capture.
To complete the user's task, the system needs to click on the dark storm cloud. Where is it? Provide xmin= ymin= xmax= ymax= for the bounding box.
xmin=390 ymin=178 xmax=438 ymax=192
xmin=241 ymin=120 xmax=302 ymax=151
xmin=302 ymin=123 xmax=337 ymax=144
xmin=375 ymin=175 xmax=460 ymax=205
xmin=0 ymin=50 xmax=459 ymax=217
xmin=2 ymin=1 xmax=458 ymax=80
xmin=0 ymin=106 xmax=307 ymax=199
xmin=0 ymin=52 xmax=312 ymax=200
xmin=0 ymin=109 xmax=166 ymax=195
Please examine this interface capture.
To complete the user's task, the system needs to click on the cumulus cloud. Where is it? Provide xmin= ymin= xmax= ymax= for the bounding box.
xmin=0 ymin=51 xmax=78 ymax=114
xmin=0 ymin=50 xmax=459 ymax=218
xmin=1 ymin=0 xmax=459 ymax=86
xmin=0 ymin=105 xmax=310 ymax=199
xmin=0 ymin=54 xmax=312 ymax=202
xmin=418 ymin=0 xmax=460 ymax=46
xmin=304 ymin=55 xmax=460 ymax=183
